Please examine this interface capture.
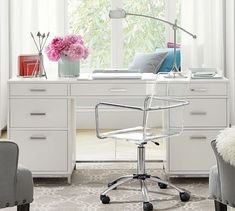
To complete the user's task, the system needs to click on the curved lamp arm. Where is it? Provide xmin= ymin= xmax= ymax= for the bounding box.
xmin=109 ymin=9 xmax=196 ymax=39
xmin=109 ymin=8 xmax=197 ymax=78
xmin=128 ymin=13 xmax=196 ymax=39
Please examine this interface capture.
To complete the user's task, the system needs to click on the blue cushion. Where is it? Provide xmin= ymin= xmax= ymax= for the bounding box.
xmin=156 ymin=48 xmax=181 ymax=72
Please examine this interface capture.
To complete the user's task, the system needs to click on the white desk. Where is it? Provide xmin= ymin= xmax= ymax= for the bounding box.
xmin=7 ymin=74 xmax=229 ymax=182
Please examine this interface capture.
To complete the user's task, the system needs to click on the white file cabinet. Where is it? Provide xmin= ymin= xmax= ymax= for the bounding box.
xmin=8 ymin=81 xmax=76 ymax=183
xmin=165 ymin=80 xmax=229 ymax=177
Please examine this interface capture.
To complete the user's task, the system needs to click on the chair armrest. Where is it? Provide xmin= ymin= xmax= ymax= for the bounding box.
xmin=209 ymin=165 xmax=222 ymax=201
xmin=95 ymin=97 xmax=189 ymax=139
xmin=211 ymin=140 xmax=235 ymax=206
xmin=0 ymin=141 xmax=18 ymax=208
xmin=95 ymin=102 xmax=143 ymax=111
xmin=216 ymin=156 xmax=235 ymax=206
xmin=147 ymin=96 xmax=189 ymax=111
xmin=95 ymin=102 xmax=144 ymax=139
xmin=15 ymin=165 xmax=34 ymax=205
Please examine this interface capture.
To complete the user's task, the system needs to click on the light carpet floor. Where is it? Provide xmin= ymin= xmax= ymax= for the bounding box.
xmin=4 ymin=162 xmax=235 ymax=211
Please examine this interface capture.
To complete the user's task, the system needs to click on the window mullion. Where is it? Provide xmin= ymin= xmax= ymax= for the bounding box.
xmin=165 ymin=0 xmax=177 ymax=43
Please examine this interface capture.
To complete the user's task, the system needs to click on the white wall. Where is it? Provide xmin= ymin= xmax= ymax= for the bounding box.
xmin=0 ymin=1 xmax=10 ymax=132
xmin=225 ymin=0 xmax=235 ymax=125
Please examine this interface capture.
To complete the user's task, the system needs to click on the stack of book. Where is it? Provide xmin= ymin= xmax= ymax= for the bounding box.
xmin=190 ymin=69 xmax=222 ymax=79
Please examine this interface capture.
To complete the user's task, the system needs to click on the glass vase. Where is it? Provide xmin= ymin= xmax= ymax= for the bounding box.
xmin=58 ymin=55 xmax=80 ymax=77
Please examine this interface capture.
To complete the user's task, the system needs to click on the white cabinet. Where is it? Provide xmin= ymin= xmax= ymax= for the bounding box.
xmin=166 ymin=80 xmax=229 ymax=177
xmin=8 ymin=81 xmax=76 ymax=183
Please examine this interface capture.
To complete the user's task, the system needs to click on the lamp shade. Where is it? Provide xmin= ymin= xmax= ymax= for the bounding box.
xmin=109 ymin=9 xmax=127 ymax=19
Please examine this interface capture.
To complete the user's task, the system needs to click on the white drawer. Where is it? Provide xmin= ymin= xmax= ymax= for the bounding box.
xmin=169 ymin=130 xmax=217 ymax=172
xmin=9 ymin=83 xmax=68 ymax=96
xmin=71 ymin=83 xmax=148 ymax=96
xmin=168 ymin=83 xmax=227 ymax=96
xmin=170 ymin=99 xmax=227 ymax=127
xmin=10 ymin=130 xmax=67 ymax=172
xmin=10 ymin=99 xmax=67 ymax=128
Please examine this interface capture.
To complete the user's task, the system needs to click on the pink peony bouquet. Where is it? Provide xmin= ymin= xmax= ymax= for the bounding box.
xmin=45 ymin=35 xmax=89 ymax=61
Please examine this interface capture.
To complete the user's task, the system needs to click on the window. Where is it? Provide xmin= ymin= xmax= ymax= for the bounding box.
xmin=68 ymin=0 xmax=111 ymax=71
xmin=68 ymin=0 xmax=180 ymax=72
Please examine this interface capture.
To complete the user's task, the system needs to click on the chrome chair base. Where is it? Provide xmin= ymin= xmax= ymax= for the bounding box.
xmin=100 ymin=145 xmax=190 ymax=211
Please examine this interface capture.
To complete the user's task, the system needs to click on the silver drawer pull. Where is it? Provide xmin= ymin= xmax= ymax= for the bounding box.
xmin=109 ymin=88 xmax=127 ymax=92
xmin=190 ymin=136 xmax=207 ymax=140
xmin=190 ymin=88 xmax=207 ymax=92
xmin=190 ymin=112 xmax=207 ymax=115
xmin=30 ymin=112 xmax=46 ymax=116
xmin=30 ymin=89 xmax=46 ymax=92
xmin=30 ymin=136 xmax=47 ymax=140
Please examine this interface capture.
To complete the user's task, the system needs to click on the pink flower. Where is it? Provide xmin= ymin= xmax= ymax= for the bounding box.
xmin=45 ymin=34 xmax=89 ymax=62
xmin=67 ymin=43 xmax=85 ymax=60
xmin=50 ymin=37 xmax=65 ymax=51
xmin=64 ymin=35 xmax=84 ymax=47
xmin=45 ymin=45 xmax=61 ymax=61
xmin=83 ymin=47 xmax=89 ymax=59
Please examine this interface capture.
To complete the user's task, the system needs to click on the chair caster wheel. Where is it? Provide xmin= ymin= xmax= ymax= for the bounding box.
xmin=143 ymin=202 xmax=153 ymax=211
xmin=180 ymin=192 xmax=190 ymax=202
xmin=100 ymin=195 xmax=110 ymax=204
xmin=158 ymin=182 xmax=167 ymax=189
xmin=108 ymin=182 xmax=117 ymax=190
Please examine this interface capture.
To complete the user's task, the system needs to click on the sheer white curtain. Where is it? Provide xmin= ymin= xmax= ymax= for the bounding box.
xmin=181 ymin=0 xmax=225 ymax=74
xmin=10 ymin=0 xmax=68 ymax=77
xmin=225 ymin=0 xmax=235 ymax=125
xmin=0 ymin=0 xmax=10 ymax=131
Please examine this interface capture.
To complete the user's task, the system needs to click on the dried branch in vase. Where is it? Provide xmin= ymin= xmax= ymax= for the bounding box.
xmin=30 ymin=31 xmax=50 ymax=79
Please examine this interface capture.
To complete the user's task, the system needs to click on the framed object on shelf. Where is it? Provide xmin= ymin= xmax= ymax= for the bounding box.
xmin=18 ymin=55 xmax=40 ymax=77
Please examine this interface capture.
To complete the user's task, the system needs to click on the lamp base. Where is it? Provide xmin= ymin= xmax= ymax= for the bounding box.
xmin=164 ymin=66 xmax=187 ymax=78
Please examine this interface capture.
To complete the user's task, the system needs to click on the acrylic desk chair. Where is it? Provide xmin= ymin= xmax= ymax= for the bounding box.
xmin=95 ymin=92 xmax=190 ymax=211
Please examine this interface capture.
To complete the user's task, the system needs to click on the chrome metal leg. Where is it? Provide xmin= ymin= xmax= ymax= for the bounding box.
xmin=100 ymin=141 xmax=190 ymax=207
xmin=101 ymin=177 xmax=133 ymax=196
xmin=148 ymin=176 xmax=185 ymax=193
xmin=108 ymin=175 xmax=133 ymax=185
xmin=140 ymin=180 xmax=150 ymax=203
xmin=137 ymin=145 xmax=145 ymax=175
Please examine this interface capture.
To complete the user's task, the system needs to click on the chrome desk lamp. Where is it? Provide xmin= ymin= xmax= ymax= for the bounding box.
xmin=109 ymin=8 xmax=197 ymax=78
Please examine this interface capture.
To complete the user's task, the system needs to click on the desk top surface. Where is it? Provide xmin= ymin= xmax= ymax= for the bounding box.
xmin=9 ymin=73 xmax=228 ymax=84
